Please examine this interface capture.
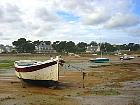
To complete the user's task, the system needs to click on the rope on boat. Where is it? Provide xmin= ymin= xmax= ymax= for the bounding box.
xmin=64 ymin=63 xmax=86 ymax=72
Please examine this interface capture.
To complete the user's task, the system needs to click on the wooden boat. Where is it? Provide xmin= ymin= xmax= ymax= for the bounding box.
xmin=90 ymin=57 xmax=109 ymax=63
xmin=14 ymin=56 xmax=65 ymax=81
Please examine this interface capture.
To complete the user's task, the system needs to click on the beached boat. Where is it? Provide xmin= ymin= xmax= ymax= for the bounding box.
xmin=14 ymin=56 xmax=65 ymax=81
xmin=90 ymin=44 xmax=109 ymax=63
xmin=90 ymin=57 xmax=109 ymax=63
xmin=120 ymin=55 xmax=135 ymax=60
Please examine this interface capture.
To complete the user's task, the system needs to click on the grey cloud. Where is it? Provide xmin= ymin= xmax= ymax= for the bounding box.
xmin=125 ymin=27 xmax=140 ymax=37
xmin=34 ymin=25 xmax=55 ymax=37
xmin=0 ymin=32 xmax=3 ymax=36
xmin=0 ymin=6 xmax=4 ymax=17
xmin=36 ymin=7 xmax=59 ymax=22
xmin=1 ymin=37 xmax=11 ymax=40
xmin=82 ymin=11 xmax=110 ymax=25
xmin=55 ymin=0 xmax=138 ymax=28
xmin=0 ymin=4 xmax=22 ymax=23
xmin=0 ymin=32 xmax=12 ymax=40
xmin=24 ymin=22 xmax=40 ymax=30
xmin=104 ymin=13 xmax=140 ymax=29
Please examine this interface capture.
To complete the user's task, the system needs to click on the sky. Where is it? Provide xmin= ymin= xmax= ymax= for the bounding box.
xmin=0 ymin=0 xmax=140 ymax=45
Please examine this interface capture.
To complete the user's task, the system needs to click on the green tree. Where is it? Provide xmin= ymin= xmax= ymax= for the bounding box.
xmin=100 ymin=42 xmax=117 ymax=52
xmin=12 ymin=38 xmax=35 ymax=53
xmin=89 ymin=41 xmax=98 ymax=46
xmin=133 ymin=44 xmax=140 ymax=51
xmin=57 ymin=41 xmax=67 ymax=53
xmin=52 ymin=41 xmax=76 ymax=53
xmin=33 ymin=40 xmax=40 ymax=46
xmin=44 ymin=41 xmax=51 ymax=45
xmin=128 ymin=43 xmax=134 ymax=51
xmin=76 ymin=42 xmax=87 ymax=52
xmin=66 ymin=41 xmax=76 ymax=53
xmin=52 ymin=41 xmax=60 ymax=52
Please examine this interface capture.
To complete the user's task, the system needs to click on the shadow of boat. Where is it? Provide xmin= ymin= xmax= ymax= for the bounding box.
xmin=21 ymin=79 xmax=59 ymax=87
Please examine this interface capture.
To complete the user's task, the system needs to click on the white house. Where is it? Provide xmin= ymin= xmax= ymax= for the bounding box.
xmin=0 ymin=44 xmax=5 ymax=53
xmin=0 ymin=44 xmax=13 ymax=53
xmin=5 ymin=45 xmax=13 ymax=53
xmin=86 ymin=45 xmax=100 ymax=53
xmin=35 ymin=42 xmax=56 ymax=53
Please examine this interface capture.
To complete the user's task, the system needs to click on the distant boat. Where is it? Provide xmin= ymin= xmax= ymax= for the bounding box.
xmin=90 ymin=42 xmax=109 ymax=63
xmin=120 ymin=54 xmax=135 ymax=60
xmin=90 ymin=57 xmax=109 ymax=63
xmin=14 ymin=56 xmax=65 ymax=81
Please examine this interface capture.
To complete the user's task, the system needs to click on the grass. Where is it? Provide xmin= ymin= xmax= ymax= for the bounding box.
xmin=128 ymin=100 xmax=139 ymax=105
xmin=82 ymin=88 xmax=120 ymax=96
xmin=0 ymin=60 xmax=14 ymax=69
xmin=86 ymin=62 xmax=140 ymax=93
xmin=40 ymin=96 xmax=79 ymax=105
xmin=92 ymin=89 xmax=120 ymax=95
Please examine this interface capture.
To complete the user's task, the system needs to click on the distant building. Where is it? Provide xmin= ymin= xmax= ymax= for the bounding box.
xmin=0 ymin=44 xmax=13 ymax=53
xmin=35 ymin=42 xmax=56 ymax=53
xmin=86 ymin=45 xmax=100 ymax=53
xmin=5 ymin=45 xmax=13 ymax=53
xmin=0 ymin=44 xmax=5 ymax=53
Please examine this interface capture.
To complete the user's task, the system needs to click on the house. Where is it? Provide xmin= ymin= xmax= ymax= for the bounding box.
xmin=86 ymin=45 xmax=100 ymax=53
xmin=35 ymin=42 xmax=56 ymax=53
xmin=0 ymin=44 xmax=13 ymax=53
xmin=5 ymin=45 xmax=13 ymax=53
xmin=0 ymin=44 xmax=5 ymax=53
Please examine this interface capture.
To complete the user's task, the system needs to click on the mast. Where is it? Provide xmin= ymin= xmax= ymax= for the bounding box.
xmin=100 ymin=42 xmax=102 ymax=58
xmin=99 ymin=29 xmax=102 ymax=58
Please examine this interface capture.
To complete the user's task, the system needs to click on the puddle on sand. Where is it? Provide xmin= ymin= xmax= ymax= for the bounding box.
xmin=0 ymin=68 xmax=15 ymax=81
xmin=0 ymin=77 xmax=15 ymax=81
xmin=63 ymin=61 xmax=109 ymax=71
xmin=0 ymin=68 xmax=14 ymax=73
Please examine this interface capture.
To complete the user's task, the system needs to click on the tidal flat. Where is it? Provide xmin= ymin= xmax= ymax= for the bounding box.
xmin=0 ymin=54 xmax=140 ymax=105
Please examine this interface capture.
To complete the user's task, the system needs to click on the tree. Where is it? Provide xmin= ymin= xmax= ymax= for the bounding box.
xmin=76 ymin=42 xmax=87 ymax=52
xmin=52 ymin=41 xmax=76 ymax=53
xmin=100 ymin=42 xmax=117 ymax=52
xmin=66 ymin=41 xmax=76 ymax=53
xmin=57 ymin=41 xmax=67 ymax=53
xmin=44 ymin=41 xmax=51 ymax=45
xmin=133 ymin=44 xmax=140 ymax=51
xmin=89 ymin=41 xmax=98 ymax=46
xmin=52 ymin=41 xmax=60 ymax=52
xmin=12 ymin=38 xmax=35 ymax=53
xmin=128 ymin=43 xmax=134 ymax=51
xmin=120 ymin=44 xmax=128 ymax=50
xmin=33 ymin=40 xmax=40 ymax=46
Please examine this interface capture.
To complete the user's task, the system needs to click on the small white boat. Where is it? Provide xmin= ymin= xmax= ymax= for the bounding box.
xmin=14 ymin=56 xmax=65 ymax=81
xmin=120 ymin=55 xmax=135 ymax=60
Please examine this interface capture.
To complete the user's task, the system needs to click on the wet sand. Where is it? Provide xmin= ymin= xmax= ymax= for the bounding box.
xmin=0 ymin=55 xmax=140 ymax=105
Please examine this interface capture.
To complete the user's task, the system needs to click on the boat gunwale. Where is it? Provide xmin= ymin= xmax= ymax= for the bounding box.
xmin=15 ymin=61 xmax=58 ymax=72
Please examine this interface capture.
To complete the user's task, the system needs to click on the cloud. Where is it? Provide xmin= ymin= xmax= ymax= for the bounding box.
xmin=35 ymin=7 xmax=59 ymax=22
xmin=0 ymin=32 xmax=3 ymax=36
xmin=0 ymin=31 xmax=14 ymax=41
xmin=125 ymin=27 xmax=140 ymax=37
xmin=52 ymin=0 xmax=139 ymax=28
xmin=105 ymin=13 xmax=140 ymax=29
xmin=0 ymin=0 xmax=140 ymax=45
xmin=0 ymin=4 xmax=22 ymax=23
xmin=1 ymin=37 xmax=11 ymax=40
xmin=81 ymin=7 xmax=110 ymax=25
